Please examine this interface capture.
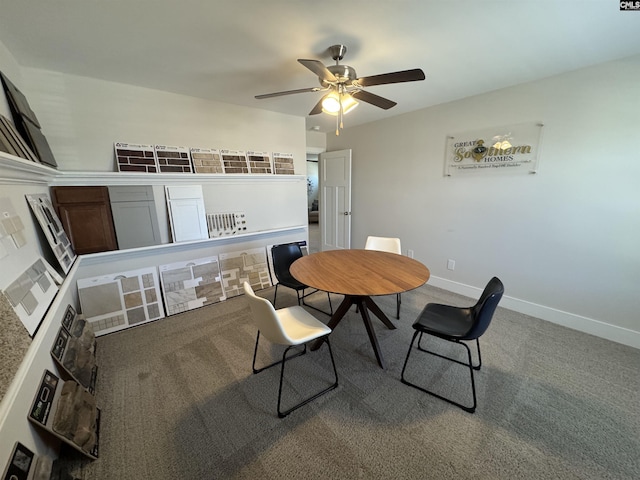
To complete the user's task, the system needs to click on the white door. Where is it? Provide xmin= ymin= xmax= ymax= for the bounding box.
xmin=319 ymin=149 xmax=352 ymax=251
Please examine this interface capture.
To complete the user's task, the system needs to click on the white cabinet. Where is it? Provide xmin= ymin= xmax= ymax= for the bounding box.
xmin=109 ymin=186 xmax=162 ymax=249
xmin=165 ymin=185 xmax=208 ymax=242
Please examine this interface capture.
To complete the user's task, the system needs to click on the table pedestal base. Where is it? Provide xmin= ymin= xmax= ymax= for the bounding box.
xmin=311 ymin=295 xmax=396 ymax=368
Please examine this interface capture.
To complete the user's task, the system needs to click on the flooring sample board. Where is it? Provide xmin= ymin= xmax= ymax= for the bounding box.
xmin=0 ymin=197 xmax=27 ymax=257
xmin=2 ymin=258 xmax=58 ymax=335
xmin=26 ymin=194 xmax=77 ymax=273
xmin=77 ymin=267 xmax=164 ymax=336
xmin=220 ymin=149 xmax=249 ymax=174
xmin=114 ymin=142 xmax=158 ymax=173
xmin=246 ymin=150 xmax=273 ymax=174
xmin=273 ymin=152 xmax=295 ymax=175
xmin=190 ymin=147 xmax=224 ymax=174
xmin=159 ymin=256 xmax=226 ymax=315
xmin=219 ymin=247 xmax=271 ymax=298
xmin=165 ymin=185 xmax=208 ymax=243
xmin=154 ymin=144 xmax=193 ymax=173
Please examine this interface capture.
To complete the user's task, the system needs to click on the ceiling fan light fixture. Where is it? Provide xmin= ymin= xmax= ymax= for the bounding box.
xmin=321 ymin=91 xmax=359 ymax=116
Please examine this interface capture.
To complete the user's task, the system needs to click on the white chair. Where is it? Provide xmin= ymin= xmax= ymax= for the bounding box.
xmin=365 ymin=235 xmax=403 ymax=319
xmin=243 ymin=282 xmax=338 ymax=418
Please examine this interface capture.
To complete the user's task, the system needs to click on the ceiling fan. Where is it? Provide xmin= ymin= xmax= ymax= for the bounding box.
xmin=255 ymin=45 xmax=425 ymax=134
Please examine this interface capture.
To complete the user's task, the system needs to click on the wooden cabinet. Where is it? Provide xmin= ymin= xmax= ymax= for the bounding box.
xmin=51 ymin=186 xmax=118 ymax=254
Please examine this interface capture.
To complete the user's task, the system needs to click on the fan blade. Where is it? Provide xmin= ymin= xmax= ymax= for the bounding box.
xmin=355 ymin=68 xmax=425 ymax=87
xmin=298 ymin=59 xmax=338 ymax=83
xmin=351 ymin=90 xmax=397 ymax=110
xmin=309 ymin=97 xmax=325 ymax=115
xmin=255 ymin=87 xmax=319 ymax=99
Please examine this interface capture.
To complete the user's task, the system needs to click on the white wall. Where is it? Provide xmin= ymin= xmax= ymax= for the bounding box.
xmin=21 ymin=67 xmax=307 ymax=173
xmin=327 ymin=55 xmax=640 ymax=347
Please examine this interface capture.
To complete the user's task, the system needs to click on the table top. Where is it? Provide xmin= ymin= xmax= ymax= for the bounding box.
xmin=290 ymin=249 xmax=430 ymax=296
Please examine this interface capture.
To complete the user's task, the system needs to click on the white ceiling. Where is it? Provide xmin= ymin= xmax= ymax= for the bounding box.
xmin=0 ymin=1 xmax=638 ymax=133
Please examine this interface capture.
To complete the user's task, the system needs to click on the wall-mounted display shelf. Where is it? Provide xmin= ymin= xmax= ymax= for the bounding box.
xmin=0 ymin=152 xmax=305 ymax=187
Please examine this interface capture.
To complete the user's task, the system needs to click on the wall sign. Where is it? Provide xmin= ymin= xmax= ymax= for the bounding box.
xmin=444 ymin=122 xmax=543 ymax=176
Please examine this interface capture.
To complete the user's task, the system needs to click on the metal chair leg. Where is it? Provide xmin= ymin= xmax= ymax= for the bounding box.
xmin=401 ymin=331 xmax=477 ymax=413
xmin=252 ymin=331 xmax=306 ymax=374
xmin=277 ymin=337 xmax=339 ymax=418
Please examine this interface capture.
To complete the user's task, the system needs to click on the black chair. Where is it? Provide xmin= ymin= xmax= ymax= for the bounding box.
xmin=401 ymin=277 xmax=504 ymax=413
xmin=271 ymin=243 xmax=333 ymax=316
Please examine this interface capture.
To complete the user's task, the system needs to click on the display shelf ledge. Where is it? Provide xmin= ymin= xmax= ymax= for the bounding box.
xmin=50 ymin=171 xmax=306 ymax=186
xmin=78 ymin=225 xmax=308 ymax=266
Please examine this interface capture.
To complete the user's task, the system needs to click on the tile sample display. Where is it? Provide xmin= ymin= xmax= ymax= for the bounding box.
xmin=190 ymin=147 xmax=224 ymax=174
xmin=0 ymin=197 xmax=27 ymax=256
xmin=3 ymin=258 xmax=58 ymax=335
xmin=206 ymin=212 xmax=247 ymax=238
xmin=26 ymin=194 xmax=77 ymax=273
xmin=77 ymin=267 xmax=164 ymax=336
xmin=114 ymin=142 xmax=158 ymax=173
xmin=165 ymin=185 xmax=209 ymax=242
xmin=273 ymin=152 xmax=295 ymax=175
xmin=154 ymin=144 xmax=193 ymax=173
xmin=220 ymin=149 xmax=249 ymax=174
xmin=219 ymin=247 xmax=271 ymax=298
xmin=246 ymin=150 xmax=273 ymax=174
xmin=159 ymin=256 xmax=226 ymax=315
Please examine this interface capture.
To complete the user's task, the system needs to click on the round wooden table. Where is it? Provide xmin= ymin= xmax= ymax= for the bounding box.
xmin=291 ymin=249 xmax=430 ymax=368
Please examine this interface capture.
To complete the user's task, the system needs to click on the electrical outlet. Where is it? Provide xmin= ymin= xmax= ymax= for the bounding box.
xmin=407 ymin=249 xmax=414 ymax=258
xmin=447 ymin=259 xmax=456 ymax=270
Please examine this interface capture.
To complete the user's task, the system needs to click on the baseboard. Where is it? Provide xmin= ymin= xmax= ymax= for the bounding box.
xmin=428 ymin=276 xmax=640 ymax=350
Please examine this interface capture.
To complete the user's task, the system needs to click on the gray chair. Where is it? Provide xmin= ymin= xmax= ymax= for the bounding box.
xmin=401 ymin=277 xmax=504 ymax=413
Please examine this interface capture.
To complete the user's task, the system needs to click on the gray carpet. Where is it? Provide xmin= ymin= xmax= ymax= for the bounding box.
xmin=66 ymin=284 xmax=640 ymax=479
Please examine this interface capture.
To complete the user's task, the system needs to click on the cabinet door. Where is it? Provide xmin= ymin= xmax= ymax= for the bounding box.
xmin=52 ymin=186 xmax=118 ymax=254
xmin=110 ymin=201 xmax=161 ymax=249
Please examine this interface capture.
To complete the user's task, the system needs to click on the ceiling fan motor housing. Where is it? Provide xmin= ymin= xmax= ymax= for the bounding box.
xmin=321 ymin=64 xmax=358 ymax=87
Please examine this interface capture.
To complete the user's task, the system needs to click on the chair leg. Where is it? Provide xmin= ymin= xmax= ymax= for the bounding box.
xmin=273 ymin=284 xmax=279 ymax=308
xmin=417 ymin=333 xmax=482 ymax=370
xmin=277 ymin=337 xmax=339 ymax=418
xmin=252 ymin=331 xmax=306 ymax=374
xmin=396 ymin=293 xmax=401 ymax=319
xmin=301 ymin=288 xmax=333 ymax=316
xmin=401 ymin=331 xmax=477 ymax=413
